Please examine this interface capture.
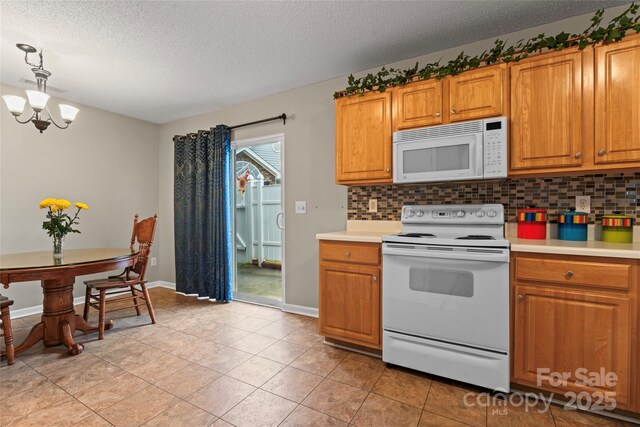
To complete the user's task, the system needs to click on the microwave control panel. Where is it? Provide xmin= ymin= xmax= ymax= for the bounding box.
xmin=483 ymin=117 xmax=507 ymax=178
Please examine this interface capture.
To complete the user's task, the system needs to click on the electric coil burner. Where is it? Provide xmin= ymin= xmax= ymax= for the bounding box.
xmin=382 ymin=204 xmax=510 ymax=392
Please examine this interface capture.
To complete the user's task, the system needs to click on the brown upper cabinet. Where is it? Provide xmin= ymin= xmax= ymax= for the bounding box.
xmin=392 ymin=64 xmax=507 ymax=131
xmin=393 ymin=79 xmax=443 ymax=130
xmin=335 ymin=91 xmax=392 ymax=185
xmin=595 ymin=37 xmax=640 ymax=165
xmin=448 ymin=64 xmax=507 ymax=122
xmin=509 ymin=50 xmax=585 ymax=172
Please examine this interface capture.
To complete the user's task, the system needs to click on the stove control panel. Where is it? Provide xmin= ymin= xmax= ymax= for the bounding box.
xmin=402 ymin=204 xmax=504 ymax=224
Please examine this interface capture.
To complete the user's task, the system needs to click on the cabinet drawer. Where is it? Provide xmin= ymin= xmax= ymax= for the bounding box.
xmin=320 ymin=241 xmax=380 ymax=265
xmin=515 ymin=256 xmax=631 ymax=290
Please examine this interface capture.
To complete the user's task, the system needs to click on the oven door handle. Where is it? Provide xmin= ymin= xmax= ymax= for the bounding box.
xmin=382 ymin=245 xmax=509 ymax=263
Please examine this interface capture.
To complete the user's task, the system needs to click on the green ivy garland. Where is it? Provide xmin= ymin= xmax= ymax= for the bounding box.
xmin=334 ymin=3 xmax=640 ymax=99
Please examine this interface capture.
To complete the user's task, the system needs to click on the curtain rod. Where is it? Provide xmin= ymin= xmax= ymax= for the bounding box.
xmin=176 ymin=113 xmax=287 ymax=141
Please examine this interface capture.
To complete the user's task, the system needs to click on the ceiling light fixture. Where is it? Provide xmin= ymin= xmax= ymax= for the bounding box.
xmin=2 ymin=43 xmax=79 ymax=133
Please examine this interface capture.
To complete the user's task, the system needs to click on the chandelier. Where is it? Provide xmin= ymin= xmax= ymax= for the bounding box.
xmin=2 ymin=44 xmax=79 ymax=133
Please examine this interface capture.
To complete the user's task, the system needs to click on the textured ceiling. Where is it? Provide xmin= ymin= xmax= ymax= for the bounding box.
xmin=0 ymin=1 xmax=623 ymax=124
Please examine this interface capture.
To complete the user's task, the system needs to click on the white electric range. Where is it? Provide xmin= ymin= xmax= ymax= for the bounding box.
xmin=382 ymin=204 xmax=510 ymax=392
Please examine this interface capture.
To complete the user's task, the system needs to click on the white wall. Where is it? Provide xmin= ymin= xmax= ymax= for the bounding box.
xmin=157 ymin=4 xmax=632 ymax=310
xmin=0 ymin=83 xmax=159 ymax=310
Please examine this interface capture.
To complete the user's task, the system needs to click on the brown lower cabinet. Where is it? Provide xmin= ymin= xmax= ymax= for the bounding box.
xmin=511 ymin=252 xmax=639 ymax=413
xmin=318 ymin=240 xmax=382 ymax=350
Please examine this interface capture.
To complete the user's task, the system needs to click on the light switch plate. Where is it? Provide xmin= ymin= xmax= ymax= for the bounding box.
xmin=150 ymin=257 xmax=157 ymax=267
xmin=295 ymin=201 xmax=307 ymax=214
xmin=369 ymin=199 xmax=378 ymax=213
xmin=576 ymin=195 xmax=591 ymax=213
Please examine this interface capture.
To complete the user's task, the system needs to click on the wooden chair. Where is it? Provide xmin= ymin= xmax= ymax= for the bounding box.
xmin=0 ymin=295 xmax=16 ymax=365
xmin=83 ymin=214 xmax=158 ymax=339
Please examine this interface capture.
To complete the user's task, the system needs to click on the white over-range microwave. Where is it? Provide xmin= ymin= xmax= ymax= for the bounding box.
xmin=393 ymin=117 xmax=507 ymax=184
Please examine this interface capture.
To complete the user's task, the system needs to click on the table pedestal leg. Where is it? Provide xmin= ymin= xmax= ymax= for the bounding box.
xmin=14 ymin=277 xmax=85 ymax=356
xmin=75 ymin=314 xmax=113 ymax=333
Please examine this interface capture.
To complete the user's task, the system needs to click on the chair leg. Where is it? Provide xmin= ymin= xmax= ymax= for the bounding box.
xmin=83 ymin=287 xmax=91 ymax=321
xmin=140 ymin=284 xmax=156 ymax=324
xmin=98 ymin=290 xmax=107 ymax=340
xmin=130 ymin=285 xmax=141 ymax=316
xmin=1 ymin=306 xmax=15 ymax=365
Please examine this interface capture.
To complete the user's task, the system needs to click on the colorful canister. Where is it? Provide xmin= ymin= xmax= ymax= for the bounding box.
xmin=517 ymin=206 xmax=547 ymax=239
xmin=557 ymin=208 xmax=588 ymax=241
xmin=602 ymin=212 xmax=634 ymax=243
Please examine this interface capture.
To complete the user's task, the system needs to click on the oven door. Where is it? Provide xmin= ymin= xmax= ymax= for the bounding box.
xmin=382 ymin=243 xmax=509 ymax=352
xmin=393 ymin=133 xmax=483 ymax=183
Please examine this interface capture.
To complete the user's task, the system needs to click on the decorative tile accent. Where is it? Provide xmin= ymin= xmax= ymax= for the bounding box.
xmin=348 ymin=172 xmax=639 ymax=223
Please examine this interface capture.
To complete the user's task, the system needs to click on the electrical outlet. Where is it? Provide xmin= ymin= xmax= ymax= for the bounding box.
xmin=576 ymin=195 xmax=591 ymax=213
xmin=368 ymin=199 xmax=378 ymax=213
xmin=150 ymin=257 xmax=157 ymax=267
xmin=295 ymin=201 xmax=307 ymax=214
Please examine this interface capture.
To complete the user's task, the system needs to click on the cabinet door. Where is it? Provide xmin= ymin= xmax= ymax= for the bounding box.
xmin=393 ymin=79 xmax=443 ymax=130
xmin=513 ymin=285 xmax=631 ymax=406
xmin=319 ymin=263 xmax=381 ymax=349
xmin=335 ymin=92 xmax=392 ymax=184
xmin=510 ymin=51 xmax=584 ymax=171
xmin=449 ymin=64 xmax=506 ymax=122
xmin=595 ymin=38 xmax=640 ymax=164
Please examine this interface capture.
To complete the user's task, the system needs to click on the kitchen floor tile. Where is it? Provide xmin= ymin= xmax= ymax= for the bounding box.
xmin=301 ymin=378 xmax=368 ymax=423
xmin=142 ymin=400 xmax=217 ymax=426
xmin=226 ymin=355 xmax=285 ymax=387
xmin=372 ymin=368 xmax=432 ymax=408
xmin=153 ymin=363 xmax=220 ymax=398
xmin=221 ymin=389 xmax=297 ymax=427
xmin=98 ymin=385 xmax=178 ymax=427
xmin=186 ymin=375 xmax=256 ymax=417
xmin=423 ymin=381 xmax=487 ymax=427
xmin=352 ymin=392 xmax=422 ymax=427
xmin=261 ymin=366 xmax=323 ymax=402
xmin=328 ymin=357 xmax=384 ymax=391
xmin=279 ymin=405 xmax=348 ymax=427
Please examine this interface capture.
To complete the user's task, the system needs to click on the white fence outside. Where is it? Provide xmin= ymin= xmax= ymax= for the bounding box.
xmin=235 ymin=179 xmax=282 ymax=264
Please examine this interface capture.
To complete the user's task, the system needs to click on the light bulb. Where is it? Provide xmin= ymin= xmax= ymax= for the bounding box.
xmin=25 ymin=90 xmax=50 ymax=112
xmin=59 ymin=104 xmax=79 ymax=123
xmin=2 ymin=95 xmax=27 ymax=115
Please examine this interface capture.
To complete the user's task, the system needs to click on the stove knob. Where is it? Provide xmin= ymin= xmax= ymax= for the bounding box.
xmin=476 ymin=210 xmax=486 ymax=217
xmin=487 ymin=209 xmax=497 ymax=218
xmin=456 ymin=210 xmax=465 ymax=218
xmin=416 ymin=210 xmax=424 ymax=217
xmin=407 ymin=210 xmax=415 ymax=218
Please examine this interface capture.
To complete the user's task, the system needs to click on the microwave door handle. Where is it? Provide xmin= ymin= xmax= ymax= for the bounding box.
xmin=383 ymin=246 xmax=509 ymax=263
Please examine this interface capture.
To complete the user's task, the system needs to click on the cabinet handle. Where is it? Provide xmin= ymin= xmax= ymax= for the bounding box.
xmin=517 ymin=295 xmax=525 ymax=302
xmin=566 ymin=271 xmax=574 ymax=278
xmin=344 ymin=252 xmax=351 ymax=257
xmin=435 ymin=112 xmax=441 ymax=117
xmin=385 ymin=168 xmax=390 ymax=172
xmin=598 ymin=149 xmax=606 ymax=156
xmin=451 ymin=109 xmax=457 ymax=114
xmin=373 ymin=276 xmax=378 ymax=281
xmin=574 ymin=152 xmax=582 ymax=159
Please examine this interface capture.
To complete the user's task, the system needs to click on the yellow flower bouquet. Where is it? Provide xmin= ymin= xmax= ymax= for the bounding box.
xmin=40 ymin=198 xmax=89 ymax=258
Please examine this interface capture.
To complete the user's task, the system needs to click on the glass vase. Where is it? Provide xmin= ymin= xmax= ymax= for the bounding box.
xmin=53 ymin=235 xmax=64 ymax=259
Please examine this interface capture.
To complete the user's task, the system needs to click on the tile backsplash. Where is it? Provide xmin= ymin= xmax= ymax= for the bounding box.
xmin=348 ymin=172 xmax=639 ymax=223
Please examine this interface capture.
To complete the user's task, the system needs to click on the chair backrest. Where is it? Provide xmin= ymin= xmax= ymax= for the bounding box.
xmin=128 ymin=214 xmax=158 ymax=281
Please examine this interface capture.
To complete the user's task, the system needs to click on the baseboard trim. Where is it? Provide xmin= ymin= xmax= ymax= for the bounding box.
xmin=282 ymin=303 xmax=319 ymax=318
xmin=10 ymin=280 xmax=177 ymax=319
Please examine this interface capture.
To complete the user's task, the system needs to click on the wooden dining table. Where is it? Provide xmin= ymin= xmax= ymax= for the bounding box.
xmin=0 ymin=248 xmax=139 ymax=356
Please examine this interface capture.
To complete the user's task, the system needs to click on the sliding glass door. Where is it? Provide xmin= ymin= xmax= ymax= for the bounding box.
xmin=231 ymin=135 xmax=284 ymax=306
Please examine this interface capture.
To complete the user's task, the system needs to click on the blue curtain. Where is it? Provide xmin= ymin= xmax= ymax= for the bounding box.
xmin=174 ymin=125 xmax=233 ymax=302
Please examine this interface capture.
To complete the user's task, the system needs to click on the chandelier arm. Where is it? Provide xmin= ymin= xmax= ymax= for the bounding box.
xmin=14 ymin=112 xmax=36 ymax=124
xmin=24 ymin=51 xmax=40 ymax=69
xmin=44 ymin=107 xmax=69 ymax=129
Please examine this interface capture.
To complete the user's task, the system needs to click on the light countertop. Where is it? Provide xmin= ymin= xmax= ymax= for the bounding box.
xmin=317 ymin=221 xmax=639 ymax=259
xmin=316 ymin=220 xmax=401 ymax=243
